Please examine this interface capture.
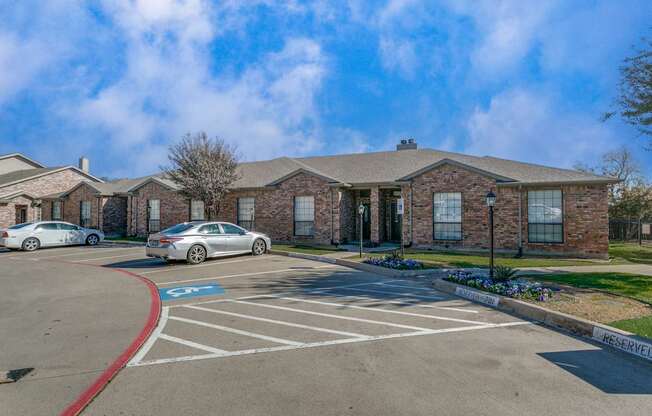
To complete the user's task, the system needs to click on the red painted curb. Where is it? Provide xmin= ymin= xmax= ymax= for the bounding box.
xmin=56 ymin=263 xmax=161 ymax=416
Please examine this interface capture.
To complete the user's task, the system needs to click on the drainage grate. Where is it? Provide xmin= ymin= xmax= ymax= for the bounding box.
xmin=0 ymin=368 xmax=34 ymax=384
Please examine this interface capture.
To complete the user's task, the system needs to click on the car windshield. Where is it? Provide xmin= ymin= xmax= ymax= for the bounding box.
xmin=161 ymin=223 xmax=195 ymax=234
xmin=9 ymin=222 xmax=33 ymax=229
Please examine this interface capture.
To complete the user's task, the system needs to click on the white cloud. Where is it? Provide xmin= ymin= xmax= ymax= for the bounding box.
xmin=60 ymin=1 xmax=331 ymax=175
xmin=464 ymin=88 xmax=616 ymax=168
xmin=379 ymin=36 xmax=418 ymax=79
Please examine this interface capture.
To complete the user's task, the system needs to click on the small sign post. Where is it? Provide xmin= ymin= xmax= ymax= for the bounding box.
xmin=358 ymin=204 xmax=365 ymax=258
xmin=397 ymin=197 xmax=405 ymax=257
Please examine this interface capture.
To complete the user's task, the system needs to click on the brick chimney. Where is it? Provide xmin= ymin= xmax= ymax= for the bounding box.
xmin=396 ymin=138 xmax=417 ymax=151
xmin=78 ymin=156 xmax=90 ymax=173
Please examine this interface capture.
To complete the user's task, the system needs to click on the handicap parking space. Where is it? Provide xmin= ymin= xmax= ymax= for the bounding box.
xmin=128 ymin=278 xmax=528 ymax=367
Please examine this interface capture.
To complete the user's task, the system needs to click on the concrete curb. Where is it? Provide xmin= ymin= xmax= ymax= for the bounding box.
xmin=268 ymin=249 xmax=445 ymax=278
xmin=432 ymin=279 xmax=652 ymax=363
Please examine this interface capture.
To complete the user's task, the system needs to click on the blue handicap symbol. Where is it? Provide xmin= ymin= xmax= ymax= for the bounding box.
xmin=159 ymin=283 xmax=224 ymax=301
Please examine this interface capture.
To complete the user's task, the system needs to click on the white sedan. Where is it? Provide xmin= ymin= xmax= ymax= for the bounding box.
xmin=0 ymin=221 xmax=104 ymax=251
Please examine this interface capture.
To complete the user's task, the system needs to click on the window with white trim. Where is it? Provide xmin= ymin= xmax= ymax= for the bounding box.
xmin=148 ymin=199 xmax=160 ymax=233
xmin=237 ymin=197 xmax=255 ymax=230
xmin=80 ymin=201 xmax=92 ymax=227
xmin=52 ymin=201 xmax=62 ymax=220
xmin=294 ymin=196 xmax=314 ymax=236
xmin=433 ymin=192 xmax=462 ymax=240
xmin=528 ymin=190 xmax=563 ymax=243
xmin=190 ymin=200 xmax=205 ymax=221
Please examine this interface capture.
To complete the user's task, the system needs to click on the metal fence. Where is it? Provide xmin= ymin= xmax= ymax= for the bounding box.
xmin=609 ymin=219 xmax=652 ymax=242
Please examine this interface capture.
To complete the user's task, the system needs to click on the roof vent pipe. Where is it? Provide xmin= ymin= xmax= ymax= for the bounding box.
xmin=396 ymin=138 xmax=417 ymax=151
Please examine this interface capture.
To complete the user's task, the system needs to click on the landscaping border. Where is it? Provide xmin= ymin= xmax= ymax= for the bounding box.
xmin=432 ymin=279 xmax=652 ymax=363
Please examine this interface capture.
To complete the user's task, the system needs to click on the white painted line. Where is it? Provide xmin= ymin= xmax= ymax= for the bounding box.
xmin=233 ymin=300 xmax=432 ymax=331
xmin=35 ymin=247 xmax=137 ymax=260
xmin=274 ymin=296 xmax=487 ymax=325
xmin=168 ymin=315 xmax=303 ymax=346
xmin=139 ymin=256 xmax=268 ymax=275
xmin=129 ymin=307 xmax=170 ymax=365
xmin=315 ymin=291 xmax=479 ymax=314
xmin=128 ymin=321 xmax=532 ymax=367
xmin=183 ymin=304 xmax=368 ymax=338
xmin=158 ymin=333 xmax=229 ymax=355
xmin=157 ymin=265 xmax=339 ymax=286
xmin=339 ymin=287 xmax=445 ymax=301
xmin=72 ymin=252 xmax=147 ymax=262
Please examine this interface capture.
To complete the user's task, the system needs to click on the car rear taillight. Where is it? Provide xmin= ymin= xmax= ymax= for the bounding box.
xmin=160 ymin=237 xmax=183 ymax=245
xmin=1 ymin=232 xmax=8 ymax=238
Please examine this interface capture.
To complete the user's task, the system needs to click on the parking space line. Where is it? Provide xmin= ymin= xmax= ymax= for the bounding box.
xmin=72 ymin=252 xmax=147 ymax=262
xmin=375 ymin=283 xmax=442 ymax=291
xmin=139 ymin=256 xmax=268 ymax=275
xmin=158 ymin=333 xmax=229 ymax=355
xmin=314 ymin=291 xmax=480 ymax=314
xmin=129 ymin=307 xmax=170 ymax=365
xmin=232 ymin=300 xmax=432 ymax=331
xmin=35 ymin=247 xmax=136 ymax=260
xmin=156 ymin=265 xmax=340 ymax=286
xmin=183 ymin=304 xmax=368 ymax=338
xmin=339 ymin=287 xmax=445 ymax=300
xmin=168 ymin=315 xmax=303 ymax=346
xmin=128 ymin=322 xmax=531 ymax=367
xmin=272 ymin=296 xmax=488 ymax=325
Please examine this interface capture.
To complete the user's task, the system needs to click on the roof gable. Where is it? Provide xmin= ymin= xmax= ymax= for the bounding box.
xmin=0 ymin=153 xmax=45 ymax=175
xmin=399 ymin=158 xmax=516 ymax=182
xmin=0 ymin=166 xmax=104 ymax=189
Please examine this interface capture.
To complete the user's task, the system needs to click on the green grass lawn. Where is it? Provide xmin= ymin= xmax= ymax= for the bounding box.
xmin=608 ymin=242 xmax=652 ymax=265
xmin=610 ymin=316 xmax=652 ymax=339
xmin=525 ymin=271 xmax=652 ymax=340
xmin=399 ymin=250 xmax=595 ymax=269
xmin=272 ymin=244 xmax=344 ymax=255
xmin=527 ymin=272 xmax=652 ymax=304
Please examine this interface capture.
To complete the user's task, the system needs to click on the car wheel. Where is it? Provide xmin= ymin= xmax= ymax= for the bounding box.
xmin=187 ymin=244 xmax=207 ymax=265
xmin=22 ymin=237 xmax=40 ymax=252
xmin=86 ymin=234 xmax=100 ymax=246
xmin=252 ymin=239 xmax=266 ymax=256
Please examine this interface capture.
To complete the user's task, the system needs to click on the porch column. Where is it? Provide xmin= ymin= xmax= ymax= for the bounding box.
xmin=371 ymin=186 xmax=380 ymax=244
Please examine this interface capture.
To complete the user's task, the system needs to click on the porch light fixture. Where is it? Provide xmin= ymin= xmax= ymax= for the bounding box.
xmin=485 ymin=191 xmax=496 ymax=207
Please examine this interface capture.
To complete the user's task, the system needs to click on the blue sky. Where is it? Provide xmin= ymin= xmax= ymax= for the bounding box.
xmin=0 ymin=0 xmax=651 ymax=179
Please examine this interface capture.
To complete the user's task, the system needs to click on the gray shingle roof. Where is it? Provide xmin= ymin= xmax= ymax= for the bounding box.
xmin=232 ymin=148 xmax=615 ymax=188
xmin=0 ymin=167 xmax=62 ymax=187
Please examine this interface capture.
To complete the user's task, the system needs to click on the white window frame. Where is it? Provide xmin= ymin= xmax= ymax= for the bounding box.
xmin=527 ymin=190 xmax=563 ymax=243
xmin=148 ymin=199 xmax=161 ymax=233
xmin=294 ymin=196 xmax=315 ymax=237
xmin=433 ymin=192 xmax=462 ymax=241
xmin=190 ymin=200 xmax=205 ymax=221
xmin=237 ymin=197 xmax=255 ymax=230
xmin=52 ymin=201 xmax=62 ymax=220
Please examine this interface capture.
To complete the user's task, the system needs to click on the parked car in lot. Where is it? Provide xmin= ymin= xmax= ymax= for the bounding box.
xmin=0 ymin=221 xmax=104 ymax=251
xmin=146 ymin=221 xmax=271 ymax=264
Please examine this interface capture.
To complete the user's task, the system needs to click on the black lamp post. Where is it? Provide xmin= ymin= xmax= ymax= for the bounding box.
xmin=486 ymin=191 xmax=496 ymax=279
xmin=358 ymin=204 xmax=365 ymax=258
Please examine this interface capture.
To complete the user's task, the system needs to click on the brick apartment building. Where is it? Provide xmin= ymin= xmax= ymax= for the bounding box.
xmin=6 ymin=140 xmax=617 ymax=258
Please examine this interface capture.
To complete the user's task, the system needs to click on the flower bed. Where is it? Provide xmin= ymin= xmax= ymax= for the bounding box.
xmin=445 ymin=270 xmax=553 ymax=301
xmin=364 ymin=255 xmax=424 ymax=270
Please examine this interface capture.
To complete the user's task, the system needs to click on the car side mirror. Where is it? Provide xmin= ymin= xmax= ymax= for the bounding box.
xmin=240 ymin=230 xmax=247 ymax=235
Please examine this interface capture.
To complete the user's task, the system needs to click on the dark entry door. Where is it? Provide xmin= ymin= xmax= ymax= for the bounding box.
xmin=362 ymin=203 xmax=371 ymax=241
xmin=389 ymin=199 xmax=402 ymax=242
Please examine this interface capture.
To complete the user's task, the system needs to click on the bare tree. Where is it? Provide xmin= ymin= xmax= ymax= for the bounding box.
xmin=604 ymin=37 xmax=652 ymax=140
xmin=163 ymin=132 xmax=239 ymax=220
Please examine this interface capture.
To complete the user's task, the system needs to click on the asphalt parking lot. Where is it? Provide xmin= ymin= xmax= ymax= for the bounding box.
xmin=2 ymin=245 xmax=652 ymax=416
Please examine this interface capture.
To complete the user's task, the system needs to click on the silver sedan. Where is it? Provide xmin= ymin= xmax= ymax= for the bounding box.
xmin=145 ymin=221 xmax=272 ymax=264
xmin=0 ymin=221 xmax=104 ymax=251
